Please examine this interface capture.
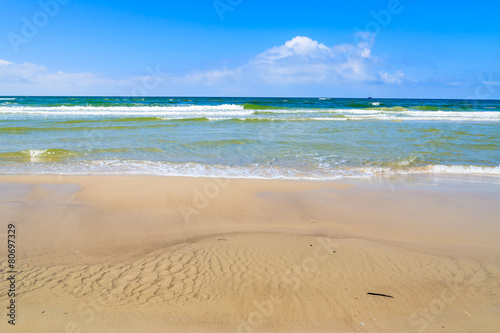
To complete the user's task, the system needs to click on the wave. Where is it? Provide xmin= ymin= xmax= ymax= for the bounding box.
xmin=248 ymin=109 xmax=500 ymax=121
xmin=1 ymin=156 xmax=499 ymax=179
xmin=333 ymin=109 xmax=500 ymax=121
xmin=354 ymin=164 xmax=500 ymax=177
xmin=425 ymin=164 xmax=500 ymax=175
xmin=1 ymin=103 xmax=499 ymax=121
xmin=0 ymin=104 xmax=247 ymax=116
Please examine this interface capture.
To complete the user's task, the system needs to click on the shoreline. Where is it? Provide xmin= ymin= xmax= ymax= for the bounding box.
xmin=1 ymin=172 xmax=499 ymax=185
xmin=1 ymin=164 xmax=500 ymax=181
xmin=1 ymin=174 xmax=499 ymax=332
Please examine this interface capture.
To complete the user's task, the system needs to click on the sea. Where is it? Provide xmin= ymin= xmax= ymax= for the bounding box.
xmin=0 ymin=96 xmax=499 ymax=180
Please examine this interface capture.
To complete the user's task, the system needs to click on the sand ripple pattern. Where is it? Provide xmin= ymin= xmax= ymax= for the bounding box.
xmin=1 ymin=235 xmax=499 ymax=313
xmin=0 ymin=235 xmax=300 ymax=308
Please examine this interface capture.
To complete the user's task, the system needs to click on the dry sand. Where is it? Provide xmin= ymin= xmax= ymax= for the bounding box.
xmin=0 ymin=175 xmax=499 ymax=332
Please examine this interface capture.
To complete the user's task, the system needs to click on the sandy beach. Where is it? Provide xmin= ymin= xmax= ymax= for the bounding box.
xmin=0 ymin=175 xmax=499 ymax=332
xmin=3 ymin=1 xmax=500 ymax=331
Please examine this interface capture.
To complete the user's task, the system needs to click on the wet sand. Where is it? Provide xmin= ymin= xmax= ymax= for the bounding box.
xmin=0 ymin=175 xmax=499 ymax=332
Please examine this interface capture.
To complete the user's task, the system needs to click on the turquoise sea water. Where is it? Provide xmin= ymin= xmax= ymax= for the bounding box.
xmin=0 ymin=96 xmax=499 ymax=179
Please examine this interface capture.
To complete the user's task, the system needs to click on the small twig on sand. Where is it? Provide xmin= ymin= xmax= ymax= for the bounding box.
xmin=367 ymin=293 xmax=394 ymax=298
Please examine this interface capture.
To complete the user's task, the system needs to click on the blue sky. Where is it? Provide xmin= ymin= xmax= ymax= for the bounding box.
xmin=0 ymin=0 xmax=499 ymax=98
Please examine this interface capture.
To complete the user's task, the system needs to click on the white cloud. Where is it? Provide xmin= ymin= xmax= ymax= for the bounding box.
xmin=0 ymin=61 xmax=114 ymax=86
xmin=0 ymin=60 xmax=156 ymax=95
xmin=0 ymin=61 xmax=47 ymax=83
xmin=379 ymin=70 xmax=404 ymax=85
xmin=255 ymin=36 xmax=332 ymax=63
xmin=187 ymin=34 xmax=403 ymax=86
xmin=0 ymin=35 xmax=407 ymax=95
xmin=251 ymin=35 xmax=366 ymax=83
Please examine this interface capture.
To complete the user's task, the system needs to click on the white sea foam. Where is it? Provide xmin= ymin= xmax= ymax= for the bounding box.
xmin=0 ymin=104 xmax=248 ymax=117
xmin=256 ymin=108 xmax=500 ymax=121
xmin=0 ymin=104 xmax=499 ymax=121
xmin=333 ymin=109 xmax=500 ymax=121
xmin=2 ymin=159 xmax=499 ymax=180
xmin=425 ymin=164 xmax=500 ymax=175
xmin=26 ymin=149 xmax=48 ymax=157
